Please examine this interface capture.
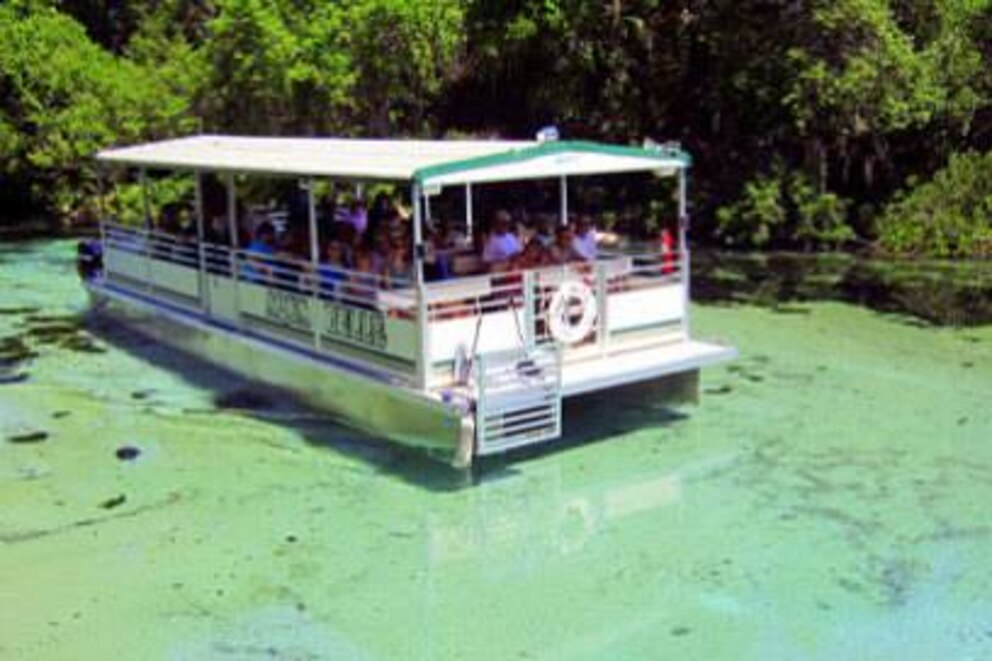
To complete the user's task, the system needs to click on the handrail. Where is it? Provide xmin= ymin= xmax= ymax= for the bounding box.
xmin=102 ymin=221 xmax=422 ymax=324
xmin=100 ymin=221 xmax=686 ymax=381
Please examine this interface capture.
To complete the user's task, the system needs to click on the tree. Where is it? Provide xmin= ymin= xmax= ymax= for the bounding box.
xmin=0 ymin=3 xmax=194 ymax=218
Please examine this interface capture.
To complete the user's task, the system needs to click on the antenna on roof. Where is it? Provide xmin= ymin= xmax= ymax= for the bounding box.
xmin=536 ymin=126 xmax=560 ymax=142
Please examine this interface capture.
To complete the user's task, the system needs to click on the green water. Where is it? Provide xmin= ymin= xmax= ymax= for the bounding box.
xmin=1 ymin=241 xmax=991 ymax=660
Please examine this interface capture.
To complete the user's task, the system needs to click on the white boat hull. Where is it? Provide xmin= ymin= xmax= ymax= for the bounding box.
xmin=86 ymin=281 xmax=475 ymax=465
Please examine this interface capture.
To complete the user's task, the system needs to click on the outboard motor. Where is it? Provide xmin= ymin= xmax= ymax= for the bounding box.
xmin=77 ymin=239 xmax=103 ymax=280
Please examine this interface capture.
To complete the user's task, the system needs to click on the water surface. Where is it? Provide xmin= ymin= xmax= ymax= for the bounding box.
xmin=1 ymin=241 xmax=991 ymax=659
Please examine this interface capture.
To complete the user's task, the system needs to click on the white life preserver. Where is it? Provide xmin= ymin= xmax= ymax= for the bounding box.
xmin=546 ymin=280 xmax=597 ymax=344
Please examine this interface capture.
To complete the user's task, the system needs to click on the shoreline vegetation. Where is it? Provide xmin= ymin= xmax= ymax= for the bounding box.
xmin=0 ymin=1 xmax=989 ymax=254
xmin=693 ymin=251 xmax=992 ymax=327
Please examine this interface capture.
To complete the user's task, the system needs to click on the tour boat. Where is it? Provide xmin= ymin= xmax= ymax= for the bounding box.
xmin=82 ymin=135 xmax=735 ymax=467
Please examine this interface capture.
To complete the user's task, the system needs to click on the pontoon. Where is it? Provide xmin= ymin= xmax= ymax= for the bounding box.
xmin=82 ymin=135 xmax=735 ymax=467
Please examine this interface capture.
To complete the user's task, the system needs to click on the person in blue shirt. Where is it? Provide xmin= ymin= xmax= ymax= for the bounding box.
xmin=317 ymin=239 xmax=348 ymax=298
xmin=241 ymin=222 xmax=276 ymax=283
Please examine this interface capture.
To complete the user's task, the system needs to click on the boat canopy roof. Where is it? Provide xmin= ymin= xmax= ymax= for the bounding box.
xmin=97 ymin=135 xmax=690 ymax=187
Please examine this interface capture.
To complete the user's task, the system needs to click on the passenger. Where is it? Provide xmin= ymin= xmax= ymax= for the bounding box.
xmin=273 ymin=228 xmax=307 ymax=291
xmin=345 ymin=198 xmax=368 ymax=237
xmin=383 ymin=235 xmax=412 ymax=285
xmin=241 ymin=222 xmax=276 ymax=283
xmin=316 ymin=239 xmax=348 ymax=298
xmin=425 ymin=219 xmax=464 ymax=281
xmin=370 ymin=227 xmax=392 ymax=274
xmin=572 ymin=215 xmax=598 ymax=261
xmin=482 ymin=210 xmax=522 ymax=272
xmin=367 ymin=191 xmax=394 ymax=241
xmin=334 ymin=222 xmax=360 ymax=261
xmin=532 ymin=215 xmax=554 ymax=249
xmin=514 ymin=238 xmax=551 ymax=271
xmin=157 ymin=203 xmax=183 ymax=237
xmin=155 ymin=203 xmax=184 ymax=263
xmin=341 ymin=249 xmax=378 ymax=309
xmin=548 ymin=225 xmax=580 ymax=265
xmin=204 ymin=212 xmax=231 ymax=247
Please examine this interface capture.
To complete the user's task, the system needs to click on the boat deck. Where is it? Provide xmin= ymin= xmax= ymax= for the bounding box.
xmin=561 ymin=339 xmax=736 ymax=397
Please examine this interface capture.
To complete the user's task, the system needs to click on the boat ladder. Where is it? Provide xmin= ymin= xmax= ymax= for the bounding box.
xmin=475 ymin=345 xmax=563 ymax=456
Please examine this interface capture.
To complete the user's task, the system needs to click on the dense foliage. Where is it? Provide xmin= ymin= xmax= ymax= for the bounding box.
xmin=877 ymin=150 xmax=992 ymax=256
xmin=0 ymin=0 xmax=989 ymax=255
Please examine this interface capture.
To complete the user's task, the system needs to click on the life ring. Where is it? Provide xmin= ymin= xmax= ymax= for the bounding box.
xmin=546 ymin=280 xmax=597 ymax=344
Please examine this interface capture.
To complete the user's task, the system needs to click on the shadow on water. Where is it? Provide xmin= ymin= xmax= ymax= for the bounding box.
xmin=1 ymin=309 xmax=111 ymax=383
xmin=693 ymin=250 xmax=992 ymax=327
xmin=472 ymin=382 xmax=691 ymax=485
xmin=82 ymin=313 xmax=690 ymax=492
xmin=83 ymin=314 xmax=473 ymax=492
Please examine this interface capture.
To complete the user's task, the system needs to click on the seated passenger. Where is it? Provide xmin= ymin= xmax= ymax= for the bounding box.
xmin=383 ymin=235 xmax=412 ymax=285
xmin=316 ymin=239 xmax=348 ymax=298
xmin=241 ymin=222 xmax=276 ymax=283
xmin=345 ymin=198 xmax=368 ymax=237
xmin=157 ymin=203 xmax=183 ymax=236
xmin=273 ymin=228 xmax=307 ymax=291
xmin=572 ymin=215 xmax=597 ymax=261
xmin=514 ymin=238 xmax=551 ymax=271
xmin=532 ymin=216 xmax=554 ymax=249
xmin=367 ymin=192 xmax=395 ymax=240
xmin=155 ymin=204 xmax=185 ymax=262
xmin=482 ymin=210 xmax=522 ymax=272
xmin=369 ymin=226 xmax=392 ymax=274
xmin=340 ymin=249 xmax=378 ymax=309
xmin=424 ymin=219 xmax=465 ymax=281
xmin=548 ymin=225 xmax=580 ymax=265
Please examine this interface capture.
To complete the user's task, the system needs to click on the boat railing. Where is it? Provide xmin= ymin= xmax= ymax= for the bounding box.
xmin=421 ymin=246 xmax=687 ymax=380
xmin=101 ymin=221 xmax=425 ymax=382
xmin=105 ymin=223 xmax=200 ymax=269
xmin=101 ymin=222 xmax=688 ymax=388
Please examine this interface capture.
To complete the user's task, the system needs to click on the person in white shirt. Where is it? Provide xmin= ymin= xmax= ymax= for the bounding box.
xmin=482 ymin=210 xmax=522 ymax=271
xmin=572 ymin=215 xmax=597 ymax=261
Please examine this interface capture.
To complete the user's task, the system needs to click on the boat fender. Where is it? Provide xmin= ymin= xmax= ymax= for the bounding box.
xmin=547 ymin=280 xmax=597 ymax=345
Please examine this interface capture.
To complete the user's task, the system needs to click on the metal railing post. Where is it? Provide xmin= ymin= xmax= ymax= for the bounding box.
xmin=194 ymin=172 xmax=209 ymax=313
xmin=412 ymin=182 xmax=430 ymax=390
xmin=138 ymin=169 xmax=155 ymax=291
xmin=226 ymin=174 xmax=242 ymax=326
xmin=678 ymin=167 xmax=690 ymax=337
xmin=596 ymin=262 xmax=608 ymax=355
xmin=523 ymin=269 xmax=536 ymax=346
xmin=306 ymin=178 xmax=322 ymax=350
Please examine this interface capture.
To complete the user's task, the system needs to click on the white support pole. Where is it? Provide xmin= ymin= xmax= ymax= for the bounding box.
xmin=139 ymin=168 xmax=152 ymax=230
xmin=96 ymin=166 xmax=107 ymax=253
xmin=412 ymin=185 xmax=425 ymax=286
xmin=307 ymin=178 xmax=319 ymax=265
xmin=412 ymin=183 xmax=429 ymax=390
xmin=139 ymin=169 xmax=153 ymax=287
xmin=559 ymin=175 xmax=569 ymax=226
xmin=424 ymin=194 xmax=432 ymax=231
xmin=226 ymin=173 xmax=242 ymax=323
xmin=465 ymin=183 xmax=474 ymax=241
xmin=226 ymin=173 xmax=237 ymax=249
xmin=194 ymin=172 xmax=209 ymax=311
xmin=308 ymin=178 xmax=321 ymax=350
xmin=678 ymin=167 xmax=690 ymax=335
